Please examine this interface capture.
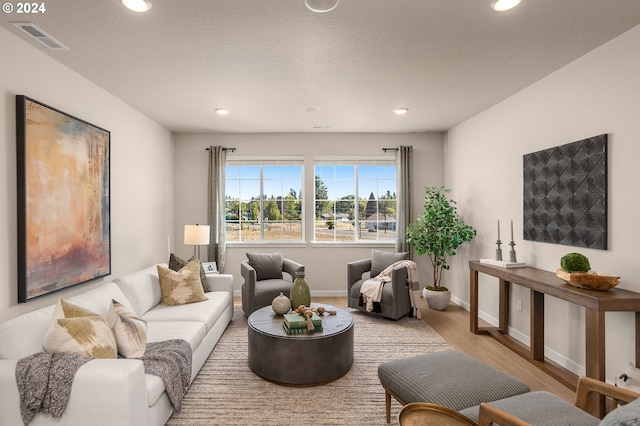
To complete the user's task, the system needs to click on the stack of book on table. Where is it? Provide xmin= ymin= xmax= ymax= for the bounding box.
xmin=283 ymin=312 xmax=323 ymax=334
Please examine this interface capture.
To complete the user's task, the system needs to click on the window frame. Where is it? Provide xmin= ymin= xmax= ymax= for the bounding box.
xmin=225 ymin=156 xmax=304 ymax=244
xmin=313 ymin=155 xmax=397 ymax=244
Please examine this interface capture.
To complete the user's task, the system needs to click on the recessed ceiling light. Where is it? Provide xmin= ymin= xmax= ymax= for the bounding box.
xmin=305 ymin=0 xmax=340 ymax=13
xmin=394 ymin=108 xmax=409 ymax=115
xmin=490 ymin=0 xmax=521 ymax=12
xmin=122 ymin=0 xmax=152 ymax=12
xmin=215 ymin=108 xmax=230 ymax=116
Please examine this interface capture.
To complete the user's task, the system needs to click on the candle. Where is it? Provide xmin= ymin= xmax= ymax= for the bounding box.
xmin=510 ymin=220 xmax=514 ymax=242
xmin=497 ymin=220 xmax=500 ymax=240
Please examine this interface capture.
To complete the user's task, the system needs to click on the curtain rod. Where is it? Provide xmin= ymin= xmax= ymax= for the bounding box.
xmin=205 ymin=147 xmax=236 ymax=152
xmin=382 ymin=147 xmax=399 ymax=152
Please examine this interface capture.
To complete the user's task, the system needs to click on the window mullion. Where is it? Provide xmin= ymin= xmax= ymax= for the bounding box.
xmin=259 ymin=166 xmax=264 ymax=241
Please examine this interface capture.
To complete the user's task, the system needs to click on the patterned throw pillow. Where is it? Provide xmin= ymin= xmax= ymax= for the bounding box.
xmin=107 ymin=299 xmax=147 ymax=358
xmin=158 ymin=261 xmax=208 ymax=306
xmin=169 ymin=253 xmax=211 ymax=292
xmin=43 ymin=299 xmax=117 ymax=359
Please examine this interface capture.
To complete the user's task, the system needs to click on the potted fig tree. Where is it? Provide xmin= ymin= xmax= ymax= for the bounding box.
xmin=406 ymin=186 xmax=476 ymax=310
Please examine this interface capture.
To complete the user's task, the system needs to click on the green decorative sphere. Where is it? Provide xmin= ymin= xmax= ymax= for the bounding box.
xmin=560 ymin=253 xmax=591 ymax=273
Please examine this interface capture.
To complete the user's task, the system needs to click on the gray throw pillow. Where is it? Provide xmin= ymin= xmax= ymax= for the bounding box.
xmin=370 ymin=249 xmax=409 ymax=278
xmin=600 ymin=397 xmax=640 ymax=426
xmin=168 ymin=253 xmax=211 ymax=292
xmin=246 ymin=252 xmax=284 ymax=281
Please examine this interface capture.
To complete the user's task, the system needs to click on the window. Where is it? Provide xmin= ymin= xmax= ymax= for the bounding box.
xmin=225 ymin=159 xmax=303 ymax=242
xmin=314 ymin=159 xmax=397 ymax=242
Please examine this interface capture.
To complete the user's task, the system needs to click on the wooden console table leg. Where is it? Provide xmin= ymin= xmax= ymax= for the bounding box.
xmin=498 ymin=279 xmax=510 ymax=334
xmin=470 ymin=269 xmax=479 ymax=333
xmin=530 ymin=290 xmax=544 ymax=361
xmin=585 ymin=308 xmax=606 ymax=418
xmin=636 ymin=312 xmax=640 ymax=367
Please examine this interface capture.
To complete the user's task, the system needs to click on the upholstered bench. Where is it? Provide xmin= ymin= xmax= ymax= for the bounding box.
xmin=377 ymin=350 xmax=531 ymax=423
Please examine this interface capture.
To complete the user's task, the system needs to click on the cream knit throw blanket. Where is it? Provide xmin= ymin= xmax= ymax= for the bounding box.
xmin=360 ymin=260 xmax=422 ymax=319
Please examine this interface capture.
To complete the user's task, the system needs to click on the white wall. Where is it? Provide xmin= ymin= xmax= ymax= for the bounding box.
xmin=173 ymin=132 xmax=444 ymax=295
xmin=445 ymin=24 xmax=640 ymax=381
xmin=0 ymin=28 xmax=174 ymax=323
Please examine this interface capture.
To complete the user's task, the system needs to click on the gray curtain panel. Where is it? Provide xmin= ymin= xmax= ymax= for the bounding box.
xmin=395 ymin=145 xmax=413 ymax=258
xmin=207 ymin=146 xmax=226 ymax=272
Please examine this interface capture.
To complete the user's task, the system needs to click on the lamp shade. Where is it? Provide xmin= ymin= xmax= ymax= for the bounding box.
xmin=184 ymin=224 xmax=210 ymax=245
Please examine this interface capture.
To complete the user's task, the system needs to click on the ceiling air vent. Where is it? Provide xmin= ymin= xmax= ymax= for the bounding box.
xmin=12 ymin=22 xmax=68 ymax=50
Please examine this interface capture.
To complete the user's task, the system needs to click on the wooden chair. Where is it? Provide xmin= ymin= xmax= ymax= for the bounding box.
xmin=477 ymin=376 xmax=640 ymax=426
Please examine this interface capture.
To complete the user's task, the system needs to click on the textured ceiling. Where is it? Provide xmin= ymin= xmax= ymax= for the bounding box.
xmin=2 ymin=0 xmax=640 ymax=133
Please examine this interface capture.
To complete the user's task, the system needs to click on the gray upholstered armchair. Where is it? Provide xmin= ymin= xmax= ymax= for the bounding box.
xmin=347 ymin=250 xmax=412 ymax=320
xmin=241 ymin=252 xmax=304 ymax=317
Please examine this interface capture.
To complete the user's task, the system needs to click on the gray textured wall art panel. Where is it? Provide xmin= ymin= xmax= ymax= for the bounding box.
xmin=523 ymin=134 xmax=607 ymax=250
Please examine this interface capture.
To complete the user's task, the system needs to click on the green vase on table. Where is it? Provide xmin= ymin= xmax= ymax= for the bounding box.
xmin=290 ymin=271 xmax=310 ymax=309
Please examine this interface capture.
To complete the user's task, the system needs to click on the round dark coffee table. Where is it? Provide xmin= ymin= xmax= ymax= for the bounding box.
xmin=247 ymin=303 xmax=354 ymax=386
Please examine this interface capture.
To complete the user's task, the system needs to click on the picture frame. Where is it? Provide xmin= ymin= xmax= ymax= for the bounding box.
xmin=202 ymin=261 xmax=218 ymax=273
xmin=16 ymin=96 xmax=111 ymax=302
xmin=523 ymin=134 xmax=607 ymax=250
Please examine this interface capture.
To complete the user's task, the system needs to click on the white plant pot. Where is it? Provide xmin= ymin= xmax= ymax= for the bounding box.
xmin=423 ymin=288 xmax=451 ymax=311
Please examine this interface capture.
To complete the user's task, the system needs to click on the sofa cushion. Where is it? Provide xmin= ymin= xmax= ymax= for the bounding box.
xmin=107 ymin=299 xmax=147 ymax=358
xmin=67 ymin=282 xmax=135 ymax=318
xmin=142 ymin=290 xmax=230 ymax=333
xmin=115 ymin=264 xmax=164 ymax=316
xmin=43 ymin=299 xmax=118 ymax=359
xmin=146 ymin=373 xmax=166 ymax=408
xmin=0 ymin=305 xmax=55 ymax=359
xmin=246 ymin=252 xmax=283 ymax=280
xmin=169 ymin=253 xmax=211 ymax=293
xmin=600 ymin=397 xmax=640 ymax=426
xmin=371 ymin=250 xmax=409 ymax=278
xmin=145 ymin=321 xmax=206 ymax=352
xmin=157 ymin=262 xmax=208 ymax=306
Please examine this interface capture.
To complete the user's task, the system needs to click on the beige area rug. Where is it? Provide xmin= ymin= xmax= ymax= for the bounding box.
xmin=167 ymin=308 xmax=452 ymax=425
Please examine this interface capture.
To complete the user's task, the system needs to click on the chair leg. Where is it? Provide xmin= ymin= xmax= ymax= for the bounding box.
xmin=386 ymin=389 xmax=391 ymax=423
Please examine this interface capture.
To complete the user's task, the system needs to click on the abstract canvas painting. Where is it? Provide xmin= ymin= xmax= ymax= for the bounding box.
xmin=16 ymin=96 xmax=111 ymax=302
xmin=523 ymin=134 xmax=607 ymax=250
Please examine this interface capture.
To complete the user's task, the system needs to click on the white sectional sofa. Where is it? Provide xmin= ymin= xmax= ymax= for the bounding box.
xmin=0 ymin=264 xmax=234 ymax=426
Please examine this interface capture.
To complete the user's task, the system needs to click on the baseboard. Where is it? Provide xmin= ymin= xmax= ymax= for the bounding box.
xmin=449 ymin=295 xmax=585 ymax=377
xmin=234 ymin=290 xmax=349 ymax=297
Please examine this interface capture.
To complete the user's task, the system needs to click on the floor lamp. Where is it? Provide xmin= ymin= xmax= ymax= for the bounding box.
xmin=184 ymin=224 xmax=210 ymax=261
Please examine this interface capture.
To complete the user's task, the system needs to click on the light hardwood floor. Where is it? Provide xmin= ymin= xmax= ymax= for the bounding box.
xmin=235 ymin=296 xmax=576 ymax=403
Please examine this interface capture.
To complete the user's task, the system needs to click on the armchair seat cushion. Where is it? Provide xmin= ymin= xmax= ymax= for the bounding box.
xmin=459 ymin=391 xmax=600 ymax=426
xmin=600 ymin=396 xmax=640 ymax=425
xmin=349 ymin=279 xmax=400 ymax=308
xmin=249 ymin=279 xmax=293 ymax=309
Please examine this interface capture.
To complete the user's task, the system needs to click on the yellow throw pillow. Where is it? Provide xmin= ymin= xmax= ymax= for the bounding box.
xmin=107 ymin=299 xmax=147 ymax=358
xmin=43 ymin=299 xmax=117 ymax=359
xmin=157 ymin=260 xmax=208 ymax=306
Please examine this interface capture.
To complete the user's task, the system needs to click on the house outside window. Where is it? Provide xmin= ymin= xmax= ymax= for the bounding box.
xmin=314 ymin=158 xmax=397 ymax=242
xmin=225 ymin=158 xmax=303 ymax=242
